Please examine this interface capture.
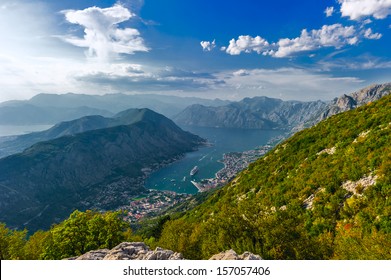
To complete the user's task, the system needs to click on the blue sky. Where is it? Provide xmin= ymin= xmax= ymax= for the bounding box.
xmin=0 ymin=0 xmax=390 ymax=102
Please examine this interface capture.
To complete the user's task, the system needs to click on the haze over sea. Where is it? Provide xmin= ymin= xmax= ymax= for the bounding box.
xmin=0 ymin=125 xmax=53 ymax=137
xmin=145 ymin=126 xmax=284 ymax=194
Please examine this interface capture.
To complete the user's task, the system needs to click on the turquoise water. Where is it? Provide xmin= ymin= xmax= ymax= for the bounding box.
xmin=145 ymin=126 xmax=285 ymax=194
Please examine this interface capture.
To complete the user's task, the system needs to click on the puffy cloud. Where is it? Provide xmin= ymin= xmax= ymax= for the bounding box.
xmin=62 ymin=4 xmax=149 ymax=60
xmin=200 ymin=40 xmax=216 ymax=51
xmin=338 ymin=0 xmax=391 ymax=20
xmin=274 ymin=24 xmax=359 ymax=57
xmin=222 ymin=23 xmax=382 ymax=58
xmin=224 ymin=35 xmax=270 ymax=55
xmin=325 ymin=6 xmax=335 ymax=17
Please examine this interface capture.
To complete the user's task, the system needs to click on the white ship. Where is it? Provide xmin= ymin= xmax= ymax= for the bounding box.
xmin=190 ymin=166 xmax=199 ymax=176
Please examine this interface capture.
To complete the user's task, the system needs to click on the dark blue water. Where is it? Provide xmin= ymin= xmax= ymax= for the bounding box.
xmin=145 ymin=126 xmax=285 ymax=194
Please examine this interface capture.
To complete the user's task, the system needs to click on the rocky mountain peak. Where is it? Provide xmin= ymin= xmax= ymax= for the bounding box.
xmin=320 ymin=83 xmax=391 ymax=121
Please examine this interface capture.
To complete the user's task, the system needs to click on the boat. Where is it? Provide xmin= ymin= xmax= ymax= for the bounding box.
xmin=190 ymin=166 xmax=199 ymax=176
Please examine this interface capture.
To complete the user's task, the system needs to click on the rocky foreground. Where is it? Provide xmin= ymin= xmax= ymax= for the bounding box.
xmin=69 ymin=242 xmax=262 ymax=260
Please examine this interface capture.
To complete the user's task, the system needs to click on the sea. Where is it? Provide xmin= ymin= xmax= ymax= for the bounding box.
xmin=145 ymin=126 xmax=285 ymax=194
xmin=0 ymin=125 xmax=53 ymax=137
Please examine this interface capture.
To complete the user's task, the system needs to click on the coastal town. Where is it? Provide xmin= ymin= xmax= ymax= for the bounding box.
xmin=119 ymin=190 xmax=191 ymax=222
xmin=190 ymin=133 xmax=287 ymax=192
xmin=120 ymin=134 xmax=287 ymax=220
xmin=190 ymin=144 xmax=273 ymax=192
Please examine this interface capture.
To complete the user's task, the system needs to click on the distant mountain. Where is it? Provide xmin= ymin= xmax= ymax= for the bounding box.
xmin=0 ymin=108 xmax=205 ymax=232
xmin=0 ymin=93 xmax=230 ymax=125
xmin=318 ymin=82 xmax=391 ymax=121
xmin=173 ymin=83 xmax=391 ymax=131
xmin=0 ymin=108 xmax=181 ymax=158
xmin=173 ymin=96 xmax=326 ymax=130
xmin=0 ymin=104 xmax=113 ymax=125
xmin=157 ymin=93 xmax=391 ymax=260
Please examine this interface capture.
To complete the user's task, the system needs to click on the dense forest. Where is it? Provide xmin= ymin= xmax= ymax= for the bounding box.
xmin=1 ymin=94 xmax=390 ymax=260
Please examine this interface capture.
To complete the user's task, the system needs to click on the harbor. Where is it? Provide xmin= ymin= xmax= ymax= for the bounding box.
xmin=144 ymin=126 xmax=286 ymax=194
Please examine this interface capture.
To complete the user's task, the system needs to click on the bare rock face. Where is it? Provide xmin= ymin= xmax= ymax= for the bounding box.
xmin=209 ymin=249 xmax=263 ymax=260
xmin=73 ymin=242 xmax=184 ymax=260
xmin=319 ymin=83 xmax=391 ymax=121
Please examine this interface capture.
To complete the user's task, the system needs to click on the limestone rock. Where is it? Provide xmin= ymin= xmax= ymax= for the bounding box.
xmin=72 ymin=242 xmax=184 ymax=260
xmin=75 ymin=249 xmax=110 ymax=260
xmin=71 ymin=242 xmax=262 ymax=260
xmin=209 ymin=249 xmax=262 ymax=260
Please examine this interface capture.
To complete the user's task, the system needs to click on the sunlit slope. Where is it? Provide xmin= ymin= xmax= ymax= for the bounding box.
xmin=158 ymin=94 xmax=391 ymax=259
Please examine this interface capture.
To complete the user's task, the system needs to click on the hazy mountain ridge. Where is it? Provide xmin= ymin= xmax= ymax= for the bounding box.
xmin=173 ymin=96 xmax=327 ymax=129
xmin=0 ymin=93 xmax=229 ymax=125
xmin=0 ymin=108 xmax=181 ymax=158
xmin=0 ymin=108 xmax=205 ymax=232
xmin=173 ymin=83 xmax=391 ymax=130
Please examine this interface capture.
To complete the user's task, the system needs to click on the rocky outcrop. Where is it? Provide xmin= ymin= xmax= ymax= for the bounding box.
xmin=70 ymin=242 xmax=262 ymax=260
xmin=318 ymin=83 xmax=391 ymax=121
xmin=72 ymin=242 xmax=184 ymax=260
xmin=209 ymin=249 xmax=262 ymax=260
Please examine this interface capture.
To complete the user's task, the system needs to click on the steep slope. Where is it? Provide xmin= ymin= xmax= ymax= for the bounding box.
xmin=318 ymin=82 xmax=391 ymax=121
xmin=0 ymin=108 xmax=175 ymax=158
xmin=157 ymin=94 xmax=391 ymax=260
xmin=0 ymin=109 xmax=205 ymax=232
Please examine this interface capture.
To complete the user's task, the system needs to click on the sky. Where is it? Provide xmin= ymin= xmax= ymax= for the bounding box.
xmin=0 ymin=0 xmax=390 ymax=102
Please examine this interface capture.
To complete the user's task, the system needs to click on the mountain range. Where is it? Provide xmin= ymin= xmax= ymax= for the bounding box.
xmin=0 ymin=108 xmax=205 ymax=232
xmin=173 ymin=83 xmax=391 ymax=131
xmin=0 ymin=108 xmax=188 ymax=158
xmin=0 ymin=93 xmax=229 ymax=125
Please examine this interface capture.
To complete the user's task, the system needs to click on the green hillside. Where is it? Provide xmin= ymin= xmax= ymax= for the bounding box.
xmin=0 ymin=109 xmax=204 ymax=232
xmin=156 ymin=94 xmax=391 ymax=259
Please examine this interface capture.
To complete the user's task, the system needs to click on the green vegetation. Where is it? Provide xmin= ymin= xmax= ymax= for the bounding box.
xmin=0 ymin=210 xmax=133 ymax=260
xmin=156 ymin=94 xmax=391 ymax=259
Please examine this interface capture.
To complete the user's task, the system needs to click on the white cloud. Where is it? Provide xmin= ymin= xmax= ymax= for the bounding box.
xmin=319 ymin=55 xmax=391 ymax=70
xmin=213 ymin=68 xmax=364 ymax=101
xmin=325 ymin=6 xmax=335 ymax=17
xmin=363 ymin=28 xmax=382 ymax=39
xmin=62 ymin=4 xmax=149 ymax=60
xmin=200 ymin=40 xmax=216 ymax=51
xmin=274 ymin=24 xmax=359 ymax=57
xmin=338 ymin=0 xmax=391 ymax=20
xmin=224 ymin=35 xmax=270 ymax=55
xmin=222 ymin=24 xmax=362 ymax=58
xmin=222 ymin=23 xmax=383 ymax=58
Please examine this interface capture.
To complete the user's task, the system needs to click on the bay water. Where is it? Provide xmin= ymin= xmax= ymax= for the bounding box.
xmin=145 ymin=126 xmax=285 ymax=194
